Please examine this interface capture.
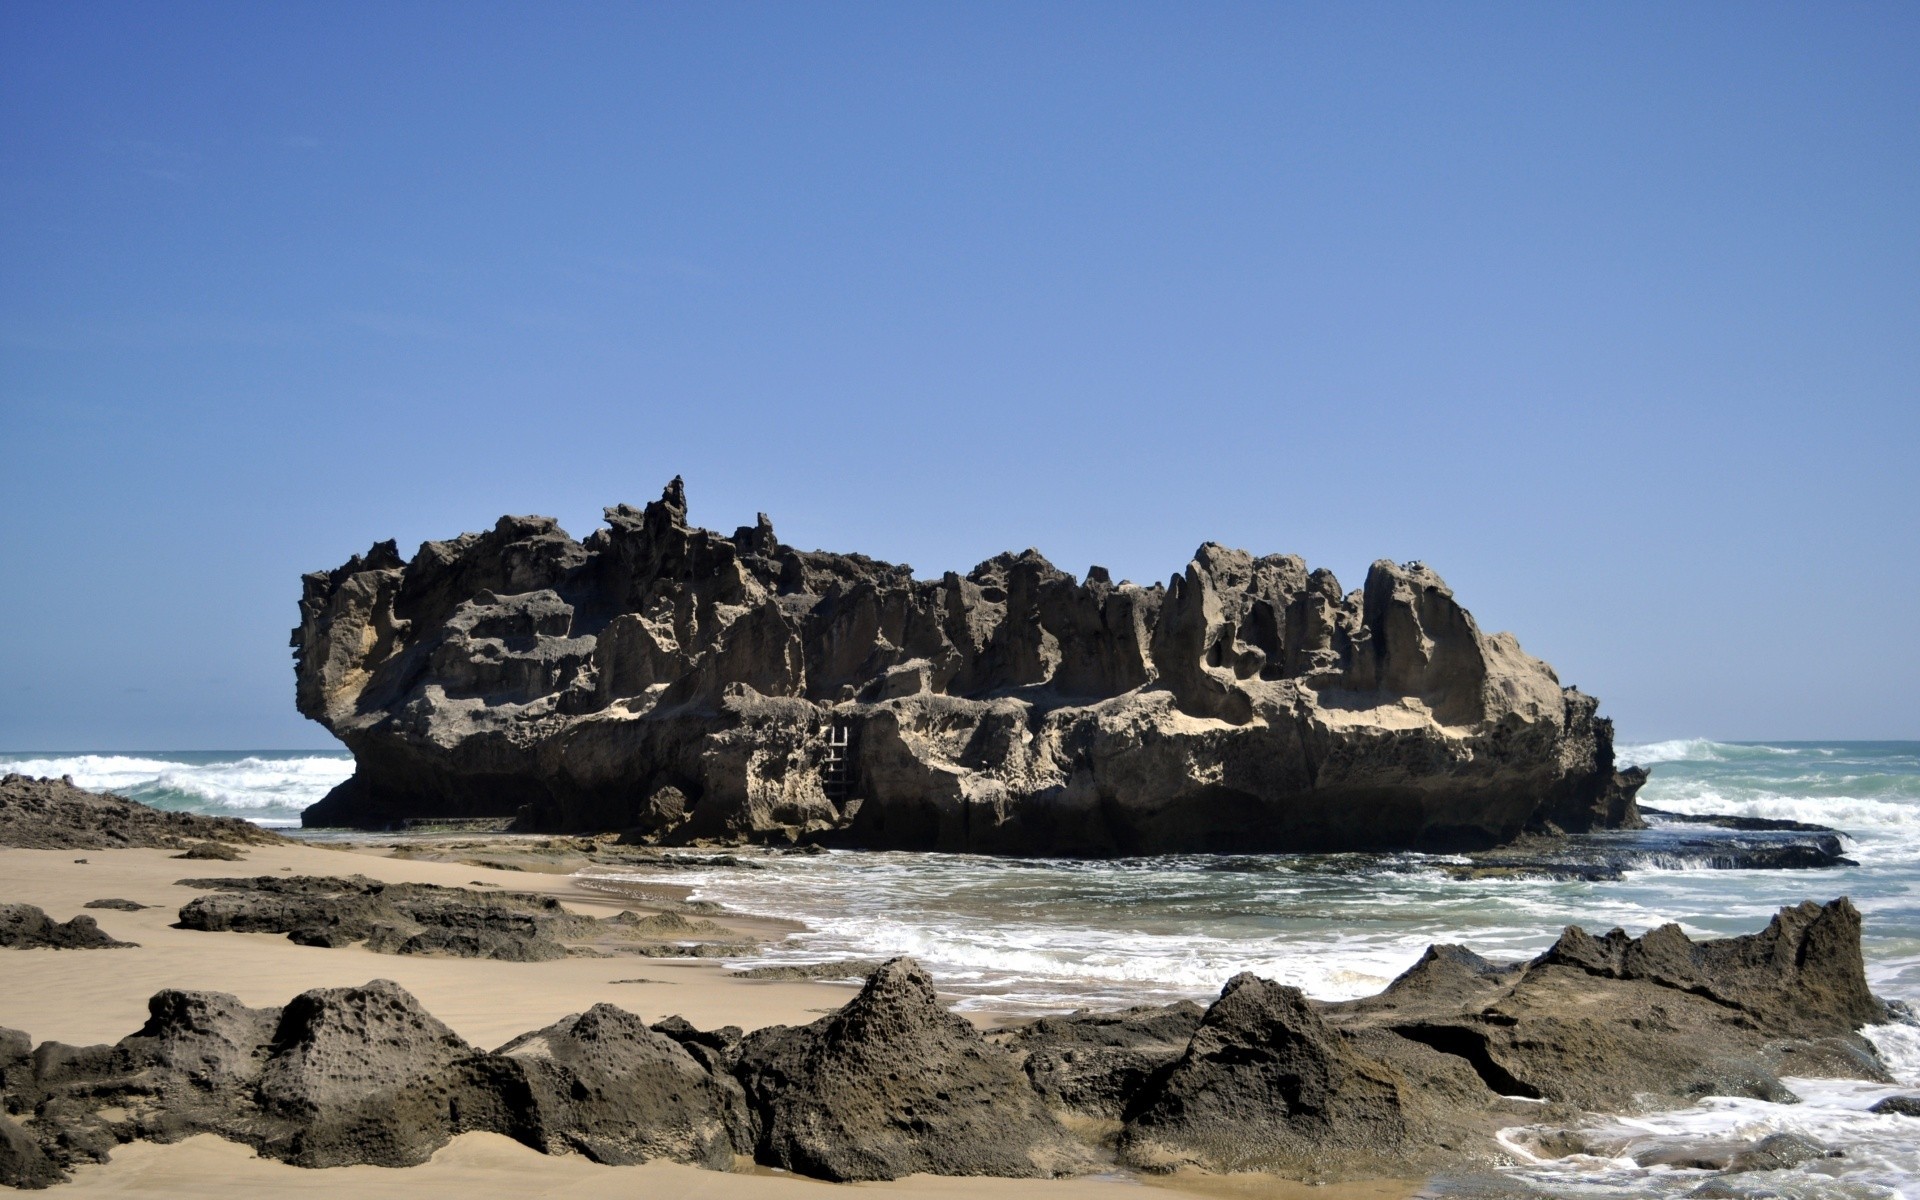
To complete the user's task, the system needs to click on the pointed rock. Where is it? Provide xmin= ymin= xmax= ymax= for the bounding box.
xmin=735 ymin=958 xmax=1089 ymax=1181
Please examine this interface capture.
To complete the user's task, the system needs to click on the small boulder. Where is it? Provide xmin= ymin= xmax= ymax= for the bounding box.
xmin=253 ymin=979 xmax=474 ymax=1167
xmin=487 ymin=1003 xmax=745 ymax=1167
xmin=1724 ymin=1131 xmax=1837 ymax=1173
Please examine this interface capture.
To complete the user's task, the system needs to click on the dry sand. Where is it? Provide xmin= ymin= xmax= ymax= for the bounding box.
xmin=0 ymin=842 xmax=1423 ymax=1199
xmin=0 ymin=842 xmax=850 ymax=1047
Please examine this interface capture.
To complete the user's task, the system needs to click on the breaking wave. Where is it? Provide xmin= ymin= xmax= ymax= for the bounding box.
xmin=0 ymin=751 xmax=352 ymax=827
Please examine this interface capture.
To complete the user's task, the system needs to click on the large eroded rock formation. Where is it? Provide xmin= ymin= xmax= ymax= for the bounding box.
xmin=294 ymin=479 xmax=1642 ymax=851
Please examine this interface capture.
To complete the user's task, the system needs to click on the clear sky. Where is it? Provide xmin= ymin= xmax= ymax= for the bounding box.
xmin=2 ymin=2 xmax=1915 ymax=749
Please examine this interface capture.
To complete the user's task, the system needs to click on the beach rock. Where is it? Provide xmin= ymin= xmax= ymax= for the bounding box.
xmin=0 ymin=901 xmax=1897 ymax=1188
xmin=172 ymin=842 xmax=245 ymax=861
xmin=81 ymin=899 xmax=152 ymax=911
xmin=1117 ymin=974 xmax=1432 ymax=1178
xmin=1326 ymin=898 xmax=1889 ymax=1114
xmin=253 ymin=979 xmax=475 ymax=1167
xmin=1870 ymin=1094 xmax=1920 ymax=1117
xmin=990 ymin=1001 xmax=1205 ymax=1119
xmin=649 ymin=1016 xmax=744 ymax=1076
xmin=0 ymin=774 xmax=283 ymax=851
xmin=174 ymin=875 xmax=601 ymax=959
xmin=293 ymin=480 xmax=1643 ymax=854
xmin=480 ymin=1003 xmax=747 ymax=1166
xmin=734 ymin=958 xmax=1089 ymax=1180
xmin=0 ymin=980 xmax=762 ymax=1179
xmin=1530 ymin=898 xmax=1884 ymax=1035
xmin=727 ymin=959 xmax=887 ymax=982
xmin=0 ymin=1113 xmax=63 ymax=1189
xmin=1723 ymin=1131 xmax=1838 ymax=1173
xmin=0 ymin=905 xmax=136 ymax=950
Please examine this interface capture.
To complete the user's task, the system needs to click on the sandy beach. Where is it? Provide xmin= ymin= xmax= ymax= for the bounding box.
xmin=0 ymin=841 xmax=1421 ymax=1199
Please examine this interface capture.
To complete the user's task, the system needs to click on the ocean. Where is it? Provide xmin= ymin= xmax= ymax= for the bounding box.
xmin=8 ymin=739 xmax=1918 ymax=1197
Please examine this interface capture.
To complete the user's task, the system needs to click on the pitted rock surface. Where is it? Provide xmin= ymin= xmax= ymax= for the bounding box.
xmin=0 ymin=774 xmax=284 ymax=851
xmin=0 ymin=906 xmax=1902 ymax=1186
xmin=734 ymin=958 xmax=1091 ymax=1180
xmin=484 ymin=1003 xmax=747 ymax=1166
xmin=294 ymin=479 xmax=1644 ymax=853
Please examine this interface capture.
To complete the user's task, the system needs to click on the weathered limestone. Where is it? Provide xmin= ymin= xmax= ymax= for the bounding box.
xmin=294 ymin=479 xmax=1643 ymax=851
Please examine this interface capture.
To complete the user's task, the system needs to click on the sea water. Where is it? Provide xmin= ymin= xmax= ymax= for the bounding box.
xmin=13 ymin=740 xmax=1919 ymax=1197
xmin=0 ymin=749 xmax=352 ymax=828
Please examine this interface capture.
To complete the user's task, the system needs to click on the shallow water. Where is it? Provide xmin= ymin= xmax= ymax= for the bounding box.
xmin=14 ymin=739 xmax=1920 ymax=1197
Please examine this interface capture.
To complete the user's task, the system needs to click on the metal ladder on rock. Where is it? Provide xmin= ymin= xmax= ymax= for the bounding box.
xmin=822 ymin=721 xmax=851 ymax=804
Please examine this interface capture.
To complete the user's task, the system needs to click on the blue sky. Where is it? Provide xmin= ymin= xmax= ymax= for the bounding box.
xmin=2 ymin=2 xmax=1915 ymax=748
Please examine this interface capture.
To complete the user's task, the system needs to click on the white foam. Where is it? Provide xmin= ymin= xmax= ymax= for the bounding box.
xmin=1621 ymin=737 xmax=1730 ymax=765
xmin=1620 ymin=738 xmax=1820 ymax=767
xmin=0 ymin=753 xmax=352 ymax=813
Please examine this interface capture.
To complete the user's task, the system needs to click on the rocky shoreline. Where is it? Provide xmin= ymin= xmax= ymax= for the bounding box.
xmin=0 ymin=775 xmax=285 ymax=853
xmin=293 ymin=480 xmax=1645 ymax=853
xmin=4 ymin=889 xmax=1913 ymax=1190
xmin=5 ymin=777 xmax=1912 ymax=1194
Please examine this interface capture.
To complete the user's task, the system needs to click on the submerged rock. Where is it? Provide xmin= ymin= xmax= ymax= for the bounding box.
xmin=293 ymin=479 xmax=1644 ymax=854
xmin=1869 ymin=1094 xmax=1920 ymax=1117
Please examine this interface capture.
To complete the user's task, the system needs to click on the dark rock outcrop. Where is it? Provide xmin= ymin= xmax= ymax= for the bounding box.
xmin=1117 ymin=975 xmax=1441 ymax=1178
xmin=1326 ymin=898 xmax=1890 ymax=1118
xmin=0 ymin=906 xmax=1898 ymax=1187
xmin=1097 ymin=898 xmax=1896 ymax=1180
xmin=990 ymin=1001 xmax=1205 ymax=1120
xmin=0 ymin=1112 xmax=63 ymax=1189
xmin=733 ymin=958 xmax=1091 ymax=1180
xmin=254 ymin=980 xmax=476 ymax=1167
xmin=293 ymin=480 xmax=1644 ymax=853
xmin=0 ymin=979 xmax=746 ymax=1180
xmin=0 ymin=905 xmax=136 ymax=950
xmin=483 ymin=1004 xmax=747 ymax=1166
xmin=0 ymin=774 xmax=284 ymax=851
xmin=172 ymin=875 xmax=750 ymax=960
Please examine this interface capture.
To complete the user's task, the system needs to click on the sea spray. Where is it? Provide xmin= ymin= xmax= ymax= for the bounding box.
xmin=0 ymin=751 xmax=352 ymax=827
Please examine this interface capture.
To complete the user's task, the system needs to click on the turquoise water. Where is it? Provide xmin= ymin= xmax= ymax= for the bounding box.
xmin=12 ymin=740 xmax=1920 ymax=1197
xmin=0 ymin=750 xmax=352 ymax=828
